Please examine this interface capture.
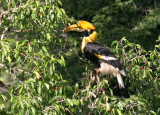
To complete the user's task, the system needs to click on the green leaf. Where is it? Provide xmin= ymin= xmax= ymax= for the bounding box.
xmin=158 ymin=35 xmax=160 ymax=41
xmin=117 ymin=109 xmax=122 ymax=115
xmin=75 ymin=83 xmax=79 ymax=89
xmin=31 ymin=10 xmax=36 ymax=20
xmin=20 ymin=101 xmax=24 ymax=110
xmin=61 ymin=56 xmax=65 ymax=67
xmin=54 ymin=104 xmax=60 ymax=113
xmin=44 ymin=83 xmax=50 ymax=90
xmin=28 ymin=44 xmax=32 ymax=52
xmin=137 ymin=100 xmax=145 ymax=106
xmin=25 ymin=78 xmax=36 ymax=83
xmin=72 ymin=99 xmax=79 ymax=106
xmin=51 ymin=14 xmax=55 ymax=21
xmin=33 ymin=61 xmax=39 ymax=67
xmin=9 ymin=85 xmax=14 ymax=95
xmin=36 ymin=1 xmax=39 ymax=7
xmin=0 ymin=95 xmax=7 ymax=101
xmin=2 ymin=46 xmax=7 ymax=56
xmin=106 ymin=103 xmax=110 ymax=111
xmin=42 ymin=46 xmax=48 ymax=53
xmin=155 ymin=44 xmax=160 ymax=48
xmin=52 ymin=64 xmax=55 ymax=72
xmin=33 ymin=71 xmax=40 ymax=79
xmin=20 ymin=11 xmax=24 ymax=20
xmin=37 ymin=85 xmax=41 ymax=94
xmin=18 ymin=86 xmax=24 ymax=94
xmin=16 ymin=56 xmax=21 ymax=63
xmin=33 ymin=98 xmax=40 ymax=108
xmin=57 ymin=0 xmax=62 ymax=7
xmin=111 ymin=40 xmax=118 ymax=46
xmin=16 ymin=41 xmax=19 ymax=49
xmin=128 ymin=110 xmax=132 ymax=115
xmin=109 ymin=88 xmax=113 ymax=96
xmin=49 ymin=63 xmax=53 ymax=76
xmin=127 ymin=42 xmax=133 ymax=47
xmin=20 ymin=22 xmax=23 ymax=30
xmin=7 ymin=56 xmax=11 ymax=63
xmin=46 ymin=33 xmax=51 ymax=40
xmin=21 ymin=40 xmax=28 ymax=46
xmin=67 ymin=98 xmax=73 ymax=106
xmin=149 ymin=110 xmax=157 ymax=115
xmin=136 ymin=44 xmax=141 ymax=49
xmin=31 ymin=107 xmax=36 ymax=115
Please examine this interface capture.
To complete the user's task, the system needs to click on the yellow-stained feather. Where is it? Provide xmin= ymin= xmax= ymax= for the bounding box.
xmin=81 ymin=31 xmax=98 ymax=52
xmin=79 ymin=21 xmax=96 ymax=31
xmin=89 ymin=31 xmax=97 ymax=41
xmin=94 ymin=54 xmax=102 ymax=59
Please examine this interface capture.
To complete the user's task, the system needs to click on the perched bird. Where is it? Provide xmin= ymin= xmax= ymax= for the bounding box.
xmin=65 ymin=21 xmax=128 ymax=97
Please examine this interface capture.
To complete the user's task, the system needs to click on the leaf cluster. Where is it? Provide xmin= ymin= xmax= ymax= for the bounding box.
xmin=0 ymin=0 xmax=160 ymax=114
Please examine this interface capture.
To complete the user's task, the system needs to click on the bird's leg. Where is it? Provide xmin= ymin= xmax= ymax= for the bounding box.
xmin=90 ymin=70 xmax=95 ymax=83
xmin=93 ymin=68 xmax=101 ymax=95
xmin=94 ymin=68 xmax=100 ymax=83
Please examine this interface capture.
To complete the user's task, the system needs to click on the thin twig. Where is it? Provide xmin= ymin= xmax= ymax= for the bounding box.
xmin=0 ymin=80 xmax=10 ymax=92
xmin=0 ymin=63 xmax=7 ymax=68
xmin=65 ymin=108 xmax=73 ymax=115
xmin=10 ymin=69 xmax=23 ymax=84
xmin=126 ymin=55 xmax=145 ymax=64
xmin=42 ymin=105 xmax=53 ymax=113
xmin=153 ymin=0 xmax=157 ymax=9
xmin=132 ymin=2 xmax=152 ymax=14
xmin=1 ymin=27 xmax=9 ymax=40
xmin=120 ymin=41 xmax=129 ymax=63
xmin=0 ymin=86 xmax=9 ymax=92
xmin=121 ymin=7 xmax=130 ymax=26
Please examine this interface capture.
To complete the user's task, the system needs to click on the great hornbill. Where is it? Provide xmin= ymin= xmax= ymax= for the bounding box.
xmin=65 ymin=21 xmax=128 ymax=97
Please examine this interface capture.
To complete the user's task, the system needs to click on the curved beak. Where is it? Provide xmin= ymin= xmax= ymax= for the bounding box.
xmin=65 ymin=21 xmax=96 ymax=33
xmin=65 ymin=24 xmax=85 ymax=32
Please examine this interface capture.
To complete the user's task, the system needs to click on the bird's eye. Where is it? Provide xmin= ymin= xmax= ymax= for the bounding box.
xmin=87 ymin=28 xmax=91 ymax=32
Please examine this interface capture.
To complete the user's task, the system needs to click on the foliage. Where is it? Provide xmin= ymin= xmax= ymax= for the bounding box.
xmin=0 ymin=0 xmax=160 ymax=114
xmin=62 ymin=0 xmax=107 ymax=21
xmin=62 ymin=0 xmax=160 ymax=50
xmin=92 ymin=0 xmax=160 ymax=50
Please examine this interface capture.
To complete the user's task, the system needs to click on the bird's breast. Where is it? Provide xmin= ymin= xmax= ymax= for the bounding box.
xmin=99 ymin=62 xmax=120 ymax=77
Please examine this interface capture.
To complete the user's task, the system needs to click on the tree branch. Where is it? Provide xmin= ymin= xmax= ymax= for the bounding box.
xmin=1 ymin=27 xmax=8 ymax=40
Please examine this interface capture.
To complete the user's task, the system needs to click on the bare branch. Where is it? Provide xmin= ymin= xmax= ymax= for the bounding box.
xmin=153 ymin=0 xmax=157 ymax=9
xmin=10 ymin=71 xmax=23 ymax=84
xmin=65 ymin=108 xmax=73 ymax=115
xmin=1 ymin=27 xmax=9 ymax=40
xmin=0 ymin=63 xmax=32 ymax=75
xmin=0 ymin=86 xmax=8 ymax=92
xmin=0 ymin=63 xmax=7 ymax=68
xmin=0 ymin=81 xmax=9 ymax=92
xmin=0 ymin=3 xmax=32 ymax=29
xmin=126 ymin=55 xmax=145 ymax=64
xmin=132 ymin=2 xmax=152 ymax=15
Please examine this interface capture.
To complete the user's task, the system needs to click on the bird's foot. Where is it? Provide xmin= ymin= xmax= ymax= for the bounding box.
xmin=94 ymin=68 xmax=100 ymax=83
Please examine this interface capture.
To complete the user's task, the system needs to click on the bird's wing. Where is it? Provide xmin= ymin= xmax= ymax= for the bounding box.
xmin=84 ymin=42 xmax=124 ymax=71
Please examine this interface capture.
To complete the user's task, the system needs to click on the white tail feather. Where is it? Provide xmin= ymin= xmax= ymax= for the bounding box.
xmin=120 ymin=69 xmax=126 ymax=76
xmin=117 ymin=73 xmax=125 ymax=89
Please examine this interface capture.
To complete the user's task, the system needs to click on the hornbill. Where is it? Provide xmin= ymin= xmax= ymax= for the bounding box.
xmin=65 ymin=21 xmax=128 ymax=97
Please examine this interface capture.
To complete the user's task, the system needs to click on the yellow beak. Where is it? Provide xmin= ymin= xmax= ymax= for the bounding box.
xmin=65 ymin=24 xmax=85 ymax=32
xmin=65 ymin=21 xmax=96 ymax=32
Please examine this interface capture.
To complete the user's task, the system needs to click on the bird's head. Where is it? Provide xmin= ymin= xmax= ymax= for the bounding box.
xmin=65 ymin=21 xmax=96 ymax=33
xmin=65 ymin=21 xmax=97 ymax=52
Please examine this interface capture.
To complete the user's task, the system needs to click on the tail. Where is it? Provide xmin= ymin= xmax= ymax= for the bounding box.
xmin=117 ymin=73 xmax=125 ymax=89
xmin=117 ymin=73 xmax=129 ymax=98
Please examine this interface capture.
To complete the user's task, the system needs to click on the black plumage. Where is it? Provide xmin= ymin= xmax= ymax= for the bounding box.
xmin=84 ymin=42 xmax=123 ymax=71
